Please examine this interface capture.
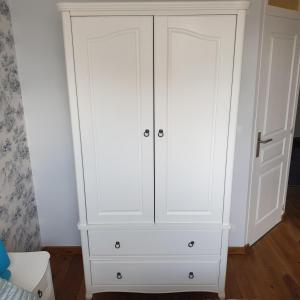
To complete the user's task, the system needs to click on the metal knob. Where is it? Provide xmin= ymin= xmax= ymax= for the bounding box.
xmin=37 ymin=290 xmax=43 ymax=298
xmin=117 ymin=272 xmax=122 ymax=279
xmin=144 ymin=129 xmax=150 ymax=137
xmin=188 ymin=272 xmax=194 ymax=279
xmin=115 ymin=241 xmax=120 ymax=249
xmin=158 ymin=129 xmax=164 ymax=137
xmin=188 ymin=241 xmax=195 ymax=248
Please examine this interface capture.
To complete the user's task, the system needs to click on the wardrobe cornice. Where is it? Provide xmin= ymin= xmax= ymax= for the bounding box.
xmin=58 ymin=1 xmax=249 ymax=16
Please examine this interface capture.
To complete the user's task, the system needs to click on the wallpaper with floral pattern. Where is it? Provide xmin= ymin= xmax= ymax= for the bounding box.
xmin=0 ymin=0 xmax=40 ymax=251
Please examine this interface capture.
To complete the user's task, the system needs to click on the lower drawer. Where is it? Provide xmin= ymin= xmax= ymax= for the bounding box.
xmin=90 ymin=259 xmax=220 ymax=286
xmin=88 ymin=229 xmax=222 ymax=256
xmin=32 ymin=263 xmax=55 ymax=300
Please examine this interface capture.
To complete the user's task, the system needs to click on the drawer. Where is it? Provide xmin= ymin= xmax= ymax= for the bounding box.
xmin=91 ymin=259 xmax=220 ymax=286
xmin=88 ymin=229 xmax=221 ymax=256
xmin=32 ymin=263 xmax=55 ymax=300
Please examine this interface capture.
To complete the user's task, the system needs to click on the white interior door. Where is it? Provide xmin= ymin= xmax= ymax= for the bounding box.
xmin=248 ymin=15 xmax=300 ymax=244
xmin=154 ymin=15 xmax=236 ymax=224
xmin=72 ymin=16 xmax=154 ymax=224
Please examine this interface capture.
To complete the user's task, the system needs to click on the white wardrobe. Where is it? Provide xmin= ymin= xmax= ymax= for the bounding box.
xmin=58 ymin=1 xmax=248 ymax=299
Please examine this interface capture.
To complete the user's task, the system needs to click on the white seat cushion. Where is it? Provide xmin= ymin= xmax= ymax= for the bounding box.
xmin=8 ymin=251 xmax=50 ymax=292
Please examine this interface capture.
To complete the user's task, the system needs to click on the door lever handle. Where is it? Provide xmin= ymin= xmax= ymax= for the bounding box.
xmin=256 ymin=132 xmax=273 ymax=157
xmin=259 ymin=138 xmax=273 ymax=144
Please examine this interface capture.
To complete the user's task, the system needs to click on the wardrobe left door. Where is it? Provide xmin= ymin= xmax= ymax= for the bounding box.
xmin=72 ymin=16 xmax=154 ymax=224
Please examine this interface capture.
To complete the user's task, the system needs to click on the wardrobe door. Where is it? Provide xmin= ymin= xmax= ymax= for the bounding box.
xmin=72 ymin=17 xmax=154 ymax=224
xmin=154 ymin=15 xmax=236 ymax=224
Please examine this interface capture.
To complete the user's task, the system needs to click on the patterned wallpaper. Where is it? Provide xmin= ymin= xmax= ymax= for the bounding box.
xmin=0 ymin=0 xmax=40 ymax=251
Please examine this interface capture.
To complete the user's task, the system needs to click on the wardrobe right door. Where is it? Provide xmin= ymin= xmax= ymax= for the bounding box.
xmin=154 ymin=15 xmax=236 ymax=224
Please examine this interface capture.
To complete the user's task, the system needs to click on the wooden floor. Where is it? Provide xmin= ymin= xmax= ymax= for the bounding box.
xmin=226 ymin=186 xmax=300 ymax=300
xmin=49 ymin=187 xmax=300 ymax=300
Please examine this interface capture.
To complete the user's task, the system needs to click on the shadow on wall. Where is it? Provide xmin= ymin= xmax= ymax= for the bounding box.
xmin=289 ymin=93 xmax=300 ymax=186
xmin=0 ymin=0 xmax=40 ymax=251
xmin=294 ymin=94 xmax=300 ymax=138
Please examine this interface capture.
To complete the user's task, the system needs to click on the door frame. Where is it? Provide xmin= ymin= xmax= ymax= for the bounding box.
xmin=246 ymin=2 xmax=300 ymax=245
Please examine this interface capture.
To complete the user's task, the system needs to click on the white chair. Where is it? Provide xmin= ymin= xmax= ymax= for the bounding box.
xmin=8 ymin=251 xmax=55 ymax=300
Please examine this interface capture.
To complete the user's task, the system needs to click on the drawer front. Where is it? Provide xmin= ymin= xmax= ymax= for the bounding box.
xmin=91 ymin=259 xmax=220 ymax=286
xmin=89 ymin=229 xmax=221 ymax=256
xmin=32 ymin=263 xmax=55 ymax=300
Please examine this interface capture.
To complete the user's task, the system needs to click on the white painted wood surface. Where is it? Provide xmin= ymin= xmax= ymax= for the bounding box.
xmin=218 ymin=10 xmax=246 ymax=295
xmin=59 ymin=2 xmax=248 ymax=299
xmin=72 ymin=16 xmax=154 ymax=224
xmin=247 ymin=12 xmax=300 ymax=244
xmin=57 ymin=1 xmax=249 ymax=15
xmin=90 ymin=258 xmax=220 ymax=286
xmin=154 ymin=15 xmax=236 ymax=224
xmin=88 ymin=228 xmax=222 ymax=256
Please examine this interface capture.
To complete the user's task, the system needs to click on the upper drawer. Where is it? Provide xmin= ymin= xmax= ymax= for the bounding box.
xmin=88 ymin=229 xmax=222 ymax=256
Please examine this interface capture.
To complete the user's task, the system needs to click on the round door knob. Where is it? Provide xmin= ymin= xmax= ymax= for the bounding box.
xmin=37 ymin=290 xmax=43 ymax=298
xmin=117 ymin=272 xmax=122 ymax=279
xmin=188 ymin=241 xmax=195 ymax=248
xmin=115 ymin=241 xmax=120 ymax=249
xmin=144 ymin=129 xmax=150 ymax=137
xmin=158 ymin=129 xmax=164 ymax=137
xmin=188 ymin=272 xmax=194 ymax=279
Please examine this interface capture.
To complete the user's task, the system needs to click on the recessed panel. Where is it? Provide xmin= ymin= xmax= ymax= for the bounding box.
xmin=166 ymin=29 xmax=219 ymax=213
xmin=261 ymin=139 xmax=285 ymax=165
xmin=264 ymin=35 xmax=296 ymax=135
xmin=88 ymin=30 xmax=142 ymax=213
xmin=256 ymin=164 xmax=282 ymax=224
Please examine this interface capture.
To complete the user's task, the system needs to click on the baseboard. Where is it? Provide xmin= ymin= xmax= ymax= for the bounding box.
xmin=228 ymin=244 xmax=250 ymax=255
xmin=42 ymin=246 xmax=82 ymax=255
xmin=43 ymin=245 xmax=249 ymax=256
xmin=43 ymin=245 xmax=252 ymax=256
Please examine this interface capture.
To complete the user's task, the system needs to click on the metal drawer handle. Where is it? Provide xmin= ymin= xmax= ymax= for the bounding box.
xmin=115 ymin=241 xmax=120 ymax=249
xmin=144 ymin=129 xmax=150 ymax=137
xmin=37 ymin=290 xmax=43 ymax=298
xmin=117 ymin=272 xmax=123 ymax=280
xmin=188 ymin=272 xmax=194 ymax=279
xmin=188 ymin=241 xmax=195 ymax=248
xmin=158 ymin=129 xmax=164 ymax=138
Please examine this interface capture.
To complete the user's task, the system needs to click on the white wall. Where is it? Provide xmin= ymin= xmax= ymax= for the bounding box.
xmin=9 ymin=0 xmax=261 ymax=247
xmin=229 ymin=0 xmax=264 ymax=246
xmin=9 ymin=0 xmax=80 ymax=246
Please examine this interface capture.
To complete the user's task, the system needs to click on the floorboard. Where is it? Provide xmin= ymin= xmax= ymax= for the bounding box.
xmin=49 ymin=186 xmax=300 ymax=300
xmin=225 ymin=186 xmax=300 ymax=300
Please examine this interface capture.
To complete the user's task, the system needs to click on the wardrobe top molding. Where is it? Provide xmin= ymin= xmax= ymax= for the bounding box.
xmin=57 ymin=1 xmax=249 ymax=16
